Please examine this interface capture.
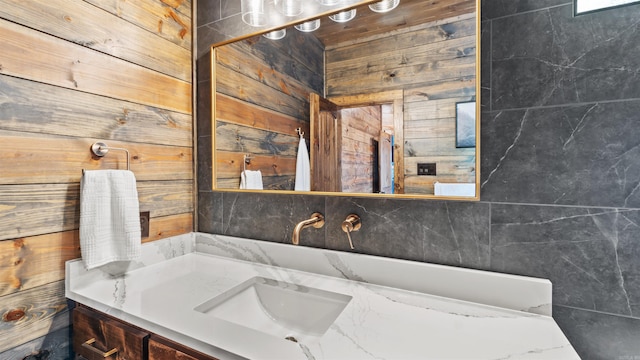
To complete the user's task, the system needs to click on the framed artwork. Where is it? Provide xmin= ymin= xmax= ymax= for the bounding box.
xmin=455 ymin=101 xmax=476 ymax=148
xmin=574 ymin=0 xmax=640 ymax=15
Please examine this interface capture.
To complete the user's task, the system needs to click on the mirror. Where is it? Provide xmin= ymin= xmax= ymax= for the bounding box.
xmin=574 ymin=0 xmax=640 ymax=15
xmin=211 ymin=0 xmax=479 ymax=199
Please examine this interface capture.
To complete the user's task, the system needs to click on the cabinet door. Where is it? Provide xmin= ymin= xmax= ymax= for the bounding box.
xmin=149 ymin=335 xmax=219 ymax=360
xmin=73 ymin=306 xmax=148 ymax=360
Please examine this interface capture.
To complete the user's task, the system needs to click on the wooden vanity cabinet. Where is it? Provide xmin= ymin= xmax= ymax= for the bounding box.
xmin=73 ymin=306 xmax=148 ymax=360
xmin=73 ymin=305 xmax=219 ymax=360
xmin=149 ymin=334 xmax=218 ymax=360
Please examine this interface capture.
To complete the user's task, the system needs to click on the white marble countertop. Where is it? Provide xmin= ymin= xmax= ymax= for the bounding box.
xmin=66 ymin=233 xmax=580 ymax=360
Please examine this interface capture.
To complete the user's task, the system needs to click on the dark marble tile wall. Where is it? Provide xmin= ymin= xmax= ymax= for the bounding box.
xmin=196 ymin=0 xmax=640 ymax=358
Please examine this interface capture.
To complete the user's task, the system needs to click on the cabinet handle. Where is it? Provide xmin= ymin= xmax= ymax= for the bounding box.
xmin=82 ymin=338 xmax=118 ymax=358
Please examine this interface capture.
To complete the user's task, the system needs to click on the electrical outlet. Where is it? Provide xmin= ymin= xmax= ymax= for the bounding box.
xmin=417 ymin=163 xmax=436 ymax=176
xmin=140 ymin=211 xmax=150 ymax=238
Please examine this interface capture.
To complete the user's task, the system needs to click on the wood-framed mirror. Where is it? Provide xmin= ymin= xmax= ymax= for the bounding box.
xmin=211 ymin=0 xmax=480 ymax=199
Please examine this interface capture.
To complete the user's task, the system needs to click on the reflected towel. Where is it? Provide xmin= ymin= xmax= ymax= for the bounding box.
xmin=80 ymin=170 xmax=141 ymax=270
xmin=240 ymin=170 xmax=263 ymax=190
xmin=434 ymin=182 xmax=476 ymax=197
xmin=294 ymin=137 xmax=310 ymax=191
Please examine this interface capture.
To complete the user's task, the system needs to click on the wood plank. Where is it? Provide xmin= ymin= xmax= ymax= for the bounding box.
xmin=225 ymin=38 xmax=323 ymax=94
xmin=404 ymin=96 xmax=474 ymax=121
xmin=215 ymin=64 xmax=307 ymax=120
xmin=217 ymin=175 xmax=294 ymax=190
xmin=405 ymin=137 xmax=476 ymax=157
xmin=0 ymin=326 xmax=71 ymax=360
xmin=0 ymin=231 xmax=79 ymax=297
xmin=327 ymin=56 xmax=476 ymax=96
xmin=326 ymin=16 xmax=476 ymax=62
xmin=0 ymin=75 xmax=192 ymax=147
xmin=326 ymin=35 xmax=476 ymax=80
xmin=404 ymin=118 xmax=457 ymax=139
xmin=0 ymin=281 xmax=69 ymax=353
xmin=0 ymin=132 xmax=192 ymax=185
xmin=215 ymin=151 xmax=296 ymax=179
xmin=0 ymin=0 xmax=191 ymax=81
xmin=404 ymin=76 xmax=476 ymax=103
xmin=405 ymin=156 xmax=476 ymax=176
xmin=149 ymin=334 xmax=218 ymax=360
xmin=215 ymin=122 xmax=299 ymax=157
xmin=393 ymin=99 xmax=405 ymax=194
xmin=85 ymin=0 xmax=192 ymax=50
xmin=216 ymin=93 xmax=309 ymax=137
xmin=0 ymin=18 xmax=191 ymax=114
xmin=0 ymin=180 xmax=192 ymax=241
xmin=143 ymin=213 xmax=193 ymax=243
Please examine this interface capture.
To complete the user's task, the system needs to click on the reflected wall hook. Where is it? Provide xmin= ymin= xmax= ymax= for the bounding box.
xmin=90 ymin=142 xmax=130 ymax=170
xmin=296 ymin=127 xmax=304 ymax=138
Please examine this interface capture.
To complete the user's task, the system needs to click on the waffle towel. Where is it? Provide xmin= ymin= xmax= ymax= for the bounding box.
xmin=294 ymin=137 xmax=310 ymax=191
xmin=80 ymin=170 xmax=141 ymax=269
xmin=240 ymin=170 xmax=263 ymax=190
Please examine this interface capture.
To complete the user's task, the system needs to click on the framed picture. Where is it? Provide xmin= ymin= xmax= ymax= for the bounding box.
xmin=574 ymin=0 xmax=640 ymax=15
xmin=455 ymin=101 xmax=476 ymax=148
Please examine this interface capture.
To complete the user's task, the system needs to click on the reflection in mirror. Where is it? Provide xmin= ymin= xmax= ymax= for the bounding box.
xmin=212 ymin=0 xmax=479 ymax=198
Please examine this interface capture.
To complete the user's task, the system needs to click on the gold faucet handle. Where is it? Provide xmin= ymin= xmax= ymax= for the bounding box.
xmin=341 ymin=214 xmax=361 ymax=233
xmin=341 ymin=214 xmax=361 ymax=250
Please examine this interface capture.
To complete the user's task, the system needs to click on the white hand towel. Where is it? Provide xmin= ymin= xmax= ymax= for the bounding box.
xmin=80 ymin=170 xmax=141 ymax=269
xmin=240 ymin=170 xmax=263 ymax=190
xmin=294 ymin=137 xmax=310 ymax=191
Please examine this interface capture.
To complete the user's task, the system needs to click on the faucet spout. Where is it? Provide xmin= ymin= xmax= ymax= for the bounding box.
xmin=292 ymin=212 xmax=325 ymax=245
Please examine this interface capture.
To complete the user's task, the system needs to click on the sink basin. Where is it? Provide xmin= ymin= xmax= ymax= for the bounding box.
xmin=194 ymin=277 xmax=352 ymax=342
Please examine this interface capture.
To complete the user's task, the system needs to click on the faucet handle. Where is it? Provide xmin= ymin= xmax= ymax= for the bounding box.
xmin=341 ymin=214 xmax=361 ymax=232
xmin=341 ymin=214 xmax=361 ymax=249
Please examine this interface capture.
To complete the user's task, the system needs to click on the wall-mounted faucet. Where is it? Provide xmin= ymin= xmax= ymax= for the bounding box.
xmin=291 ymin=212 xmax=325 ymax=245
xmin=341 ymin=214 xmax=361 ymax=249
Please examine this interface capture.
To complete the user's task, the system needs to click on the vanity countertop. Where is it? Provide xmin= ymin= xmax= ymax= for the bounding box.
xmin=66 ymin=233 xmax=580 ymax=360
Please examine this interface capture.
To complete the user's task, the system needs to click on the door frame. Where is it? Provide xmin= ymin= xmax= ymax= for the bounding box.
xmin=329 ymin=90 xmax=405 ymax=194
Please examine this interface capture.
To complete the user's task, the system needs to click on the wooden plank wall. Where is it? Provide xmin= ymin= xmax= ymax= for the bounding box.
xmin=340 ymin=106 xmax=382 ymax=193
xmin=0 ymin=0 xmax=193 ymax=357
xmin=326 ymin=13 xmax=476 ymax=194
xmin=214 ymin=32 xmax=324 ymax=190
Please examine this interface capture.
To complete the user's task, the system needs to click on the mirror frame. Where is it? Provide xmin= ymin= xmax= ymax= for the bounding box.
xmin=210 ymin=0 xmax=481 ymax=200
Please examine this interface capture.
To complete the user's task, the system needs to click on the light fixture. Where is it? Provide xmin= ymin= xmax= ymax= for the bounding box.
xmin=316 ymin=0 xmax=342 ymax=5
xmin=329 ymin=9 xmax=356 ymax=22
xmin=295 ymin=19 xmax=321 ymax=32
xmin=368 ymin=0 xmax=400 ymax=12
xmin=263 ymin=28 xmax=287 ymax=40
xmin=241 ymin=0 xmax=267 ymax=27
xmin=276 ymin=0 xmax=303 ymax=16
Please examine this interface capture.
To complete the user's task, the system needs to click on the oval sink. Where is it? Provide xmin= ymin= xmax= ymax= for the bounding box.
xmin=194 ymin=277 xmax=352 ymax=342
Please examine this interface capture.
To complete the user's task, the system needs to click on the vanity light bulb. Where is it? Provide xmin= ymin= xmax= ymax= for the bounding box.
xmin=316 ymin=0 xmax=342 ymax=5
xmin=295 ymin=19 xmax=321 ymax=32
xmin=241 ymin=0 xmax=267 ymax=27
xmin=263 ymin=28 xmax=287 ymax=40
xmin=369 ymin=0 xmax=400 ymax=13
xmin=329 ymin=9 xmax=356 ymax=23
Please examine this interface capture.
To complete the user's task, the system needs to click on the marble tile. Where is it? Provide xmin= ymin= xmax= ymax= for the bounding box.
xmin=553 ymin=305 xmax=640 ymax=360
xmin=197 ymin=79 xmax=212 ymax=138
xmin=198 ymin=192 xmax=223 ymax=234
xmin=481 ymin=0 xmax=568 ymax=20
xmin=197 ymin=135 xmax=212 ymax=192
xmin=481 ymin=102 xmax=640 ymax=208
xmin=480 ymin=20 xmax=491 ymax=111
xmin=221 ymin=192 xmax=326 ymax=247
xmin=491 ymin=4 xmax=640 ymax=110
xmin=220 ymin=0 xmax=241 ymax=19
xmin=491 ymin=204 xmax=640 ymax=318
xmin=196 ymin=49 xmax=211 ymax=83
xmin=325 ymin=197 xmax=491 ymax=268
xmin=197 ymin=0 xmax=221 ymax=27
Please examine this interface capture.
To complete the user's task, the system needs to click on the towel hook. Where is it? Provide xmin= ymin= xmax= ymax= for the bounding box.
xmin=296 ymin=128 xmax=304 ymax=138
xmin=243 ymin=154 xmax=251 ymax=172
xmin=90 ymin=142 xmax=131 ymax=171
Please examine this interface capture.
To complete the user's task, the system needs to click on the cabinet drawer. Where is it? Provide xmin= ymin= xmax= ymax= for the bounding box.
xmin=73 ymin=306 xmax=149 ymax=360
xmin=149 ymin=335 xmax=219 ymax=360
